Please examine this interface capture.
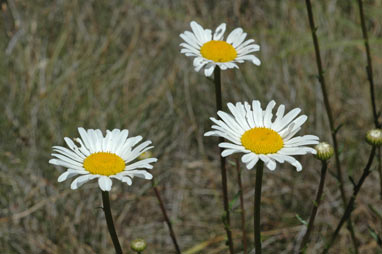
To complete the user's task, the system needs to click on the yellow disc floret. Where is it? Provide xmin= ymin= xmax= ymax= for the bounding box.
xmin=83 ymin=152 xmax=125 ymax=176
xmin=241 ymin=127 xmax=284 ymax=154
xmin=200 ymin=40 xmax=237 ymax=62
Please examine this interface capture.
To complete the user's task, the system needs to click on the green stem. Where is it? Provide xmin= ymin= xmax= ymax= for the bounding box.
xmin=213 ymin=66 xmax=234 ymax=254
xmin=102 ymin=191 xmax=123 ymax=254
xmin=304 ymin=0 xmax=358 ymax=252
xmin=323 ymin=146 xmax=377 ymax=253
xmin=254 ymin=161 xmax=264 ymax=254
xmin=299 ymin=161 xmax=328 ymax=253
xmin=152 ymin=181 xmax=181 ymax=254
xmin=357 ymin=0 xmax=379 ymax=128
xmin=236 ymin=157 xmax=248 ymax=254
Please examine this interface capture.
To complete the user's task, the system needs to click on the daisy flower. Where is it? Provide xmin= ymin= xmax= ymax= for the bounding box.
xmin=49 ymin=128 xmax=157 ymax=191
xmin=205 ymin=100 xmax=319 ymax=171
xmin=180 ymin=21 xmax=261 ymax=76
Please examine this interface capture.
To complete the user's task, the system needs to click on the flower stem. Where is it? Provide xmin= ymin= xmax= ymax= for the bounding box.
xmin=152 ymin=180 xmax=181 ymax=254
xmin=254 ymin=160 xmax=264 ymax=254
xmin=323 ymin=146 xmax=377 ymax=254
xmin=213 ymin=66 xmax=234 ymax=254
xmin=299 ymin=160 xmax=328 ymax=253
xmin=357 ymin=0 xmax=380 ymax=128
xmin=101 ymin=191 xmax=123 ymax=254
xmin=236 ymin=157 xmax=247 ymax=254
xmin=357 ymin=0 xmax=382 ymax=207
xmin=305 ymin=0 xmax=358 ymax=251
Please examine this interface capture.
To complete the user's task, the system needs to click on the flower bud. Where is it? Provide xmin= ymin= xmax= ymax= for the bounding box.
xmin=131 ymin=239 xmax=147 ymax=253
xmin=139 ymin=151 xmax=153 ymax=160
xmin=314 ymin=142 xmax=334 ymax=161
xmin=366 ymin=129 xmax=382 ymax=146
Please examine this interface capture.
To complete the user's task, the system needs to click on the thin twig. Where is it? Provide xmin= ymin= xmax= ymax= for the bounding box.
xmin=304 ymin=1 xmax=359 ymax=251
xmin=357 ymin=0 xmax=380 ymax=128
xmin=254 ymin=161 xmax=264 ymax=254
xmin=357 ymin=0 xmax=382 ymax=206
xmin=213 ymin=66 xmax=234 ymax=254
xmin=299 ymin=161 xmax=328 ymax=253
xmin=235 ymin=157 xmax=247 ymax=254
xmin=152 ymin=181 xmax=181 ymax=254
xmin=102 ymin=191 xmax=123 ymax=254
xmin=323 ymin=146 xmax=377 ymax=253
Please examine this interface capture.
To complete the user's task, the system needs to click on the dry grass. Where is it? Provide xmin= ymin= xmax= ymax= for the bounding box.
xmin=1 ymin=0 xmax=382 ymax=253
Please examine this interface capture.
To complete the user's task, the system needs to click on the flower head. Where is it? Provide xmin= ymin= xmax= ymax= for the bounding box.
xmin=314 ymin=142 xmax=334 ymax=161
xmin=131 ymin=239 xmax=147 ymax=252
xmin=49 ymin=128 xmax=157 ymax=191
xmin=205 ymin=100 xmax=319 ymax=171
xmin=366 ymin=128 xmax=382 ymax=146
xmin=180 ymin=21 xmax=261 ymax=76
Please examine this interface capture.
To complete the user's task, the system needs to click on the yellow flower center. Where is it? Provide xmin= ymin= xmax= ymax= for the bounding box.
xmin=83 ymin=152 xmax=125 ymax=176
xmin=200 ymin=40 xmax=237 ymax=62
xmin=241 ymin=127 xmax=284 ymax=154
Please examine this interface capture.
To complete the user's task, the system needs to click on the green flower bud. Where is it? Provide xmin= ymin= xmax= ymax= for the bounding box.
xmin=139 ymin=151 xmax=153 ymax=160
xmin=366 ymin=129 xmax=382 ymax=146
xmin=314 ymin=142 xmax=334 ymax=161
xmin=131 ymin=239 xmax=147 ymax=253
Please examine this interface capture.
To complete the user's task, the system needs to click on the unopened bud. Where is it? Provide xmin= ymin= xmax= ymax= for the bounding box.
xmin=139 ymin=151 xmax=152 ymax=160
xmin=131 ymin=239 xmax=147 ymax=253
xmin=366 ymin=129 xmax=382 ymax=146
xmin=314 ymin=142 xmax=334 ymax=161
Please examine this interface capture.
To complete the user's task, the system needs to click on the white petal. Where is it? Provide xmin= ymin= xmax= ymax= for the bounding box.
xmin=124 ymin=158 xmax=157 ymax=170
xmin=180 ymin=31 xmax=201 ymax=48
xmin=237 ymin=44 xmax=260 ymax=55
xmin=236 ymin=39 xmax=255 ymax=51
xmin=263 ymin=100 xmax=276 ymax=128
xmin=252 ymin=100 xmax=264 ymax=127
xmin=53 ymin=146 xmax=84 ymax=162
xmin=74 ymin=138 xmax=91 ymax=156
xmin=98 ymin=176 xmax=112 ymax=191
xmin=204 ymin=29 xmax=212 ymax=42
xmin=213 ymin=23 xmax=226 ymax=40
xmin=271 ymin=104 xmax=285 ymax=129
xmin=58 ymin=170 xmax=81 ymax=182
xmin=221 ymin=149 xmax=241 ymax=157
xmin=193 ymin=57 xmax=209 ymax=72
xmin=218 ymin=111 xmax=246 ymax=133
xmin=190 ymin=21 xmax=207 ymax=44
xmin=226 ymin=27 xmax=243 ymax=44
xmin=63 ymin=137 xmax=89 ymax=158
xmin=235 ymin=54 xmax=261 ymax=65
xmin=242 ymin=152 xmax=257 ymax=163
xmin=218 ymin=142 xmax=246 ymax=151
xmin=265 ymin=158 xmax=277 ymax=171
xmin=51 ymin=153 xmax=83 ymax=167
xmin=274 ymin=108 xmax=301 ymax=132
xmin=78 ymin=127 xmax=92 ymax=151
xmin=120 ymin=170 xmax=152 ymax=180
xmin=71 ymin=175 xmax=96 ymax=190
xmin=232 ymin=32 xmax=248 ymax=48
xmin=180 ymin=42 xmax=201 ymax=55
xmin=49 ymin=159 xmax=84 ymax=171
xmin=123 ymin=141 xmax=153 ymax=163
xmin=246 ymin=155 xmax=259 ymax=169
xmin=204 ymin=63 xmax=215 ymax=76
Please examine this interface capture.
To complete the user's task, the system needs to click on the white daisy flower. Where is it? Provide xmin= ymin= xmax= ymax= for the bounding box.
xmin=205 ymin=100 xmax=319 ymax=171
xmin=180 ymin=21 xmax=261 ymax=76
xmin=49 ymin=128 xmax=157 ymax=191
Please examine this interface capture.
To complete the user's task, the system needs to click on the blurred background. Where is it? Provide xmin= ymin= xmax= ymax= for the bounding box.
xmin=1 ymin=0 xmax=382 ymax=253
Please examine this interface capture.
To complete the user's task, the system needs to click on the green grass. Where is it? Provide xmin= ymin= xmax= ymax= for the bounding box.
xmin=1 ymin=0 xmax=382 ymax=253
